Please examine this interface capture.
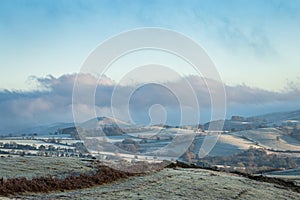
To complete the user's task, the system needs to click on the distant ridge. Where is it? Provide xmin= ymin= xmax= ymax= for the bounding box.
xmin=204 ymin=109 xmax=300 ymax=131
xmin=80 ymin=116 xmax=130 ymax=129
xmin=5 ymin=109 xmax=300 ymax=136
xmin=254 ymin=110 xmax=300 ymax=124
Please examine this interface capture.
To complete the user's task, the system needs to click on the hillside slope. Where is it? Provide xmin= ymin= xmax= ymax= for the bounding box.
xmin=232 ymin=128 xmax=300 ymax=151
xmin=255 ymin=110 xmax=300 ymax=124
xmin=18 ymin=168 xmax=300 ymax=200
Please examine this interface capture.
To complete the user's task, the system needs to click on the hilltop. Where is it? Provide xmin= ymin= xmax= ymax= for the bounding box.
xmin=0 ymin=157 xmax=299 ymax=199
xmin=16 ymin=167 xmax=300 ymax=199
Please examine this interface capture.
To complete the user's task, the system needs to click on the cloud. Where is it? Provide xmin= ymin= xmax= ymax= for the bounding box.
xmin=0 ymin=73 xmax=299 ymax=133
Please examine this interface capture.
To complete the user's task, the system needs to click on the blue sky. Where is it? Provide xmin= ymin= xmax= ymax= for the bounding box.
xmin=0 ymin=0 xmax=300 ymax=131
xmin=0 ymin=0 xmax=299 ymax=91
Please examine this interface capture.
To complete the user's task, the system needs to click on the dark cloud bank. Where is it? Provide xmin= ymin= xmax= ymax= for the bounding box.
xmin=0 ymin=73 xmax=299 ymax=133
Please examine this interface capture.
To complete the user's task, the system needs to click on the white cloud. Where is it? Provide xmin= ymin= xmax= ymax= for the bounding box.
xmin=0 ymin=73 xmax=299 ymax=133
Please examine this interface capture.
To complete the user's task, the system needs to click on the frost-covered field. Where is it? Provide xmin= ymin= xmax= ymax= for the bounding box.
xmin=265 ymin=168 xmax=300 ymax=185
xmin=192 ymin=128 xmax=300 ymax=157
xmin=18 ymin=168 xmax=300 ymax=200
xmin=232 ymin=128 xmax=300 ymax=151
xmin=1 ymin=156 xmax=299 ymax=199
xmin=0 ymin=157 xmax=94 ymax=179
xmin=217 ymin=134 xmax=260 ymax=149
xmin=193 ymin=134 xmax=260 ymax=157
xmin=0 ymin=139 xmax=75 ymax=149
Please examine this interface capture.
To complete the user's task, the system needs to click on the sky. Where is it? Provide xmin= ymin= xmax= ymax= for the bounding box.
xmin=0 ymin=0 xmax=300 ymax=132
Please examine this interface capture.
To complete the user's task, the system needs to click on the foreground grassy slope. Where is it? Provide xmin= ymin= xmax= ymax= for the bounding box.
xmin=17 ymin=168 xmax=300 ymax=200
xmin=0 ymin=157 xmax=95 ymax=179
xmin=1 ymin=157 xmax=299 ymax=199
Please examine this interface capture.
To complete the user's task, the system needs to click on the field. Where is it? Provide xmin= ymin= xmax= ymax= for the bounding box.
xmin=193 ymin=134 xmax=261 ymax=157
xmin=232 ymin=128 xmax=300 ymax=151
xmin=15 ymin=167 xmax=300 ymax=200
xmin=0 ymin=157 xmax=94 ymax=179
xmin=0 ymin=157 xmax=299 ymax=199
xmin=265 ymin=168 xmax=300 ymax=186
